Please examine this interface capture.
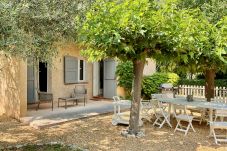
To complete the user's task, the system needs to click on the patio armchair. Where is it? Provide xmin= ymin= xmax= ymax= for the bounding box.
xmin=36 ymin=91 xmax=53 ymax=111
xmin=74 ymin=86 xmax=87 ymax=106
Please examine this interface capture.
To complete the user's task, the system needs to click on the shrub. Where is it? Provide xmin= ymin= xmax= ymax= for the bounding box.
xmin=179 ymin=79 xmax=227 ymax=87
xmin=142 ymin=73 xmax=179 ymax=98
xmin=116 ymin=61 xmax=180 ymax=99
xmin=116 ymin=61 xmax=133 ymax=97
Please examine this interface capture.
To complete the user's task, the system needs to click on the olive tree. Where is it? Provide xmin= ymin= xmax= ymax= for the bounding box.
xmin=0 ymin=0 xmax=93 ymax=63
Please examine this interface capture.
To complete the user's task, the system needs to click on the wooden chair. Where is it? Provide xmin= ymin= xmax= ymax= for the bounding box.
xmin=140 ymin=99 xmax=153 ymax=122
xmin=152 ymin=100 xmax=172 ymax=128
xmin=36 ymin=91 xmax=53 ymax=111
xmin=74 ymin=86 xmax=87 ymax=106
xmin=210 ymin=122 xmax=227 ymax=144
xmin=173 ymin=104 xmax=195 ymax=135
xmin=214 ymin=109 xmax=227 ymax=122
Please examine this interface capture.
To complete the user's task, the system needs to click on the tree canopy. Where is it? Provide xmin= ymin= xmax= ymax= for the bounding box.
xmin=0 ymin=0 xmax=92 ymax=62
xmin=78 ymin=0 xmax=218 ymax=135
xmin=159 ymin=0 xmax=227 ymax=73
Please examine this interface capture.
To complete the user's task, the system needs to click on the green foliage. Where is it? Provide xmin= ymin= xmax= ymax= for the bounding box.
xmin=142 ymin=73 xmax=179 ymax=98
xmin=171 ymin=0 xmax=227 ymax=71
xmin=116 ymin=61 xmax=133 ymax=92
xmin=0 ymin=0 xmax=93 ymax=62
xmin=178 ymin=0 xmax=227 ymax=24
xmin=179 ymin=79 xmax=227 ymax=87
xmin=77 ymin=0 xmax=193 ymax=62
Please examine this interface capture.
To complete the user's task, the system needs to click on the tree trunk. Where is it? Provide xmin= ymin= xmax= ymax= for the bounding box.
xmin=128 ymin=60 xmax=145 ymax=135
xmin=205 ymin=69 xmax=215 ymax=102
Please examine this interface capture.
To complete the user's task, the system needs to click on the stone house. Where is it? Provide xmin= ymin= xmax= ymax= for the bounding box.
xmin=0 ymin=43 xmax=156 ymax=119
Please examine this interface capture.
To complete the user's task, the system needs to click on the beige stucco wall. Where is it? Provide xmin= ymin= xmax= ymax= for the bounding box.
xmin=143 ymin=58 xmax=156 ymax=76
xmin=0 ymin=43 xmax=92 ymax=118
xmin=0 ymin=54 xmax=27 ymax=118
xmin=51 ymin=43 xmax=93 ymax=102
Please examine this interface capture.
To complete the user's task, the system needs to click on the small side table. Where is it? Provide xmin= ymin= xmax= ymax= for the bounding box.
xmin=58 ymin=97 xmax=78 ymax=109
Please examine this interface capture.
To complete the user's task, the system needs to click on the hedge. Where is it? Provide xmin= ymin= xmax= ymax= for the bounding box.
xmin=142 ymin=73 xmax=179 ymax=98
xmin=178 ymin=79 xmax=227 ymax=87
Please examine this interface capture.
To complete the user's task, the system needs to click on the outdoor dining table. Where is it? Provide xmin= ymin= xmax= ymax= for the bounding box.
xmin=157 ymin=97 xmax=227 ymax=135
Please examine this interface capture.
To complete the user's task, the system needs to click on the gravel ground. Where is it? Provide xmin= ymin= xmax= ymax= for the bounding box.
xmin=0 ymin=114 xmax=227 ymax=151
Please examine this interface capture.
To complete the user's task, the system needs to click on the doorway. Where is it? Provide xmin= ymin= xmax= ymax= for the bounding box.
xmin=93 ymin=60 xmax=117 ymax=99
xmin=39 ymin=62 xmax=47 ymax=92
xmin=93 ymin=61 xmax=103 ymax=97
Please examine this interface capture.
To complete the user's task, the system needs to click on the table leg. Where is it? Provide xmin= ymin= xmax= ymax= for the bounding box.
xmin=168 ymin=103 xmax=172 ymax=120
xmin=209 ymin=108 xmax=213 ymax=136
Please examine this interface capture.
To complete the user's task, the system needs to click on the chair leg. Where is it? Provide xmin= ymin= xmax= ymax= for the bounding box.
xmin=190 ymin=122 xmax=195 ymax=132
xmin=199 ymin=118 xmax=203 ymax=125
xmin=36 ymin=101 xmax=40 ymax=111
xmin=214 ymin=115 xmax=217 ymax=122
xmin=159 ymin=119 xmax=165 ymax=128
xmin=153 ymin=118 xmax=159 ymax=126
xmin=52 ymin=100 xmax=53 ymax=111
xmin=221 ymin=116 xmax=224 ymax=122
xmin=185 ymin=124 xmax=190 ymax=135
xmin=164 ymin=116 xmax=172 ymax=128
xmin=174 ymin=121 xmax=180 ymax=133
xmin=212 ymin=128 xmax=218 ymax=144
xmin=58 ymin=99 xmax=60 ymax=108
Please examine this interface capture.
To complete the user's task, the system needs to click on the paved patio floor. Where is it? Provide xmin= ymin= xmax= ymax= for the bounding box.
xmin=20 ymin=100 xmax=130 ymax=129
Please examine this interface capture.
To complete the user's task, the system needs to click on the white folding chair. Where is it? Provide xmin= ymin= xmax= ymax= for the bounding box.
xmin=152 ymin=100 xmax=172 ymax=128
xmin=113 ymin=96 xmax=121 ymax=102
xmin=173 ymin=104 xmax=195 ymax=135
xmin=188 ymin=107 xmax=206 ymax=124
xmin=151 ymin=93 xmax=169 ymax=110
xmin=210 ymin=122 xmax=227 ymax=144
xmin=140 ymin=100 xmax=153 ymax=121
xmin=214 ymin=109 xmax=227 ymax=122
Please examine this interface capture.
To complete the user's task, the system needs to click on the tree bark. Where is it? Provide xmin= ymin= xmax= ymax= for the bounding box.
xmin=128 ymin=60 xmax=145 ymax=135
xmin=205 ymin=69 xmax=215 ymax=102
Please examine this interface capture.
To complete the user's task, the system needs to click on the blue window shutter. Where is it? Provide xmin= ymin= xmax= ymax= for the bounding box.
xmin=64 ymin=56 xmax=78 ymax=84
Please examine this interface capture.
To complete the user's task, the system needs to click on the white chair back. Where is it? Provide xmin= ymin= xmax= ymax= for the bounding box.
xmin=173 ymin=104 xmax=187 ymax=117
xmin=113 ymin=96 xmax=121 ymax=102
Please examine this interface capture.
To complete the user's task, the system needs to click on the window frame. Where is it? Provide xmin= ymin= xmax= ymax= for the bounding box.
xmin=78 ymin=59 xmax=86 ymax=82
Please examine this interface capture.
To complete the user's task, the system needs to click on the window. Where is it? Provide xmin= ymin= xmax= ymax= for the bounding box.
xmin=64 ymin=56 xmax=86 ymax=84
xmin=78 ymin=59 xmax=86 ymax=81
